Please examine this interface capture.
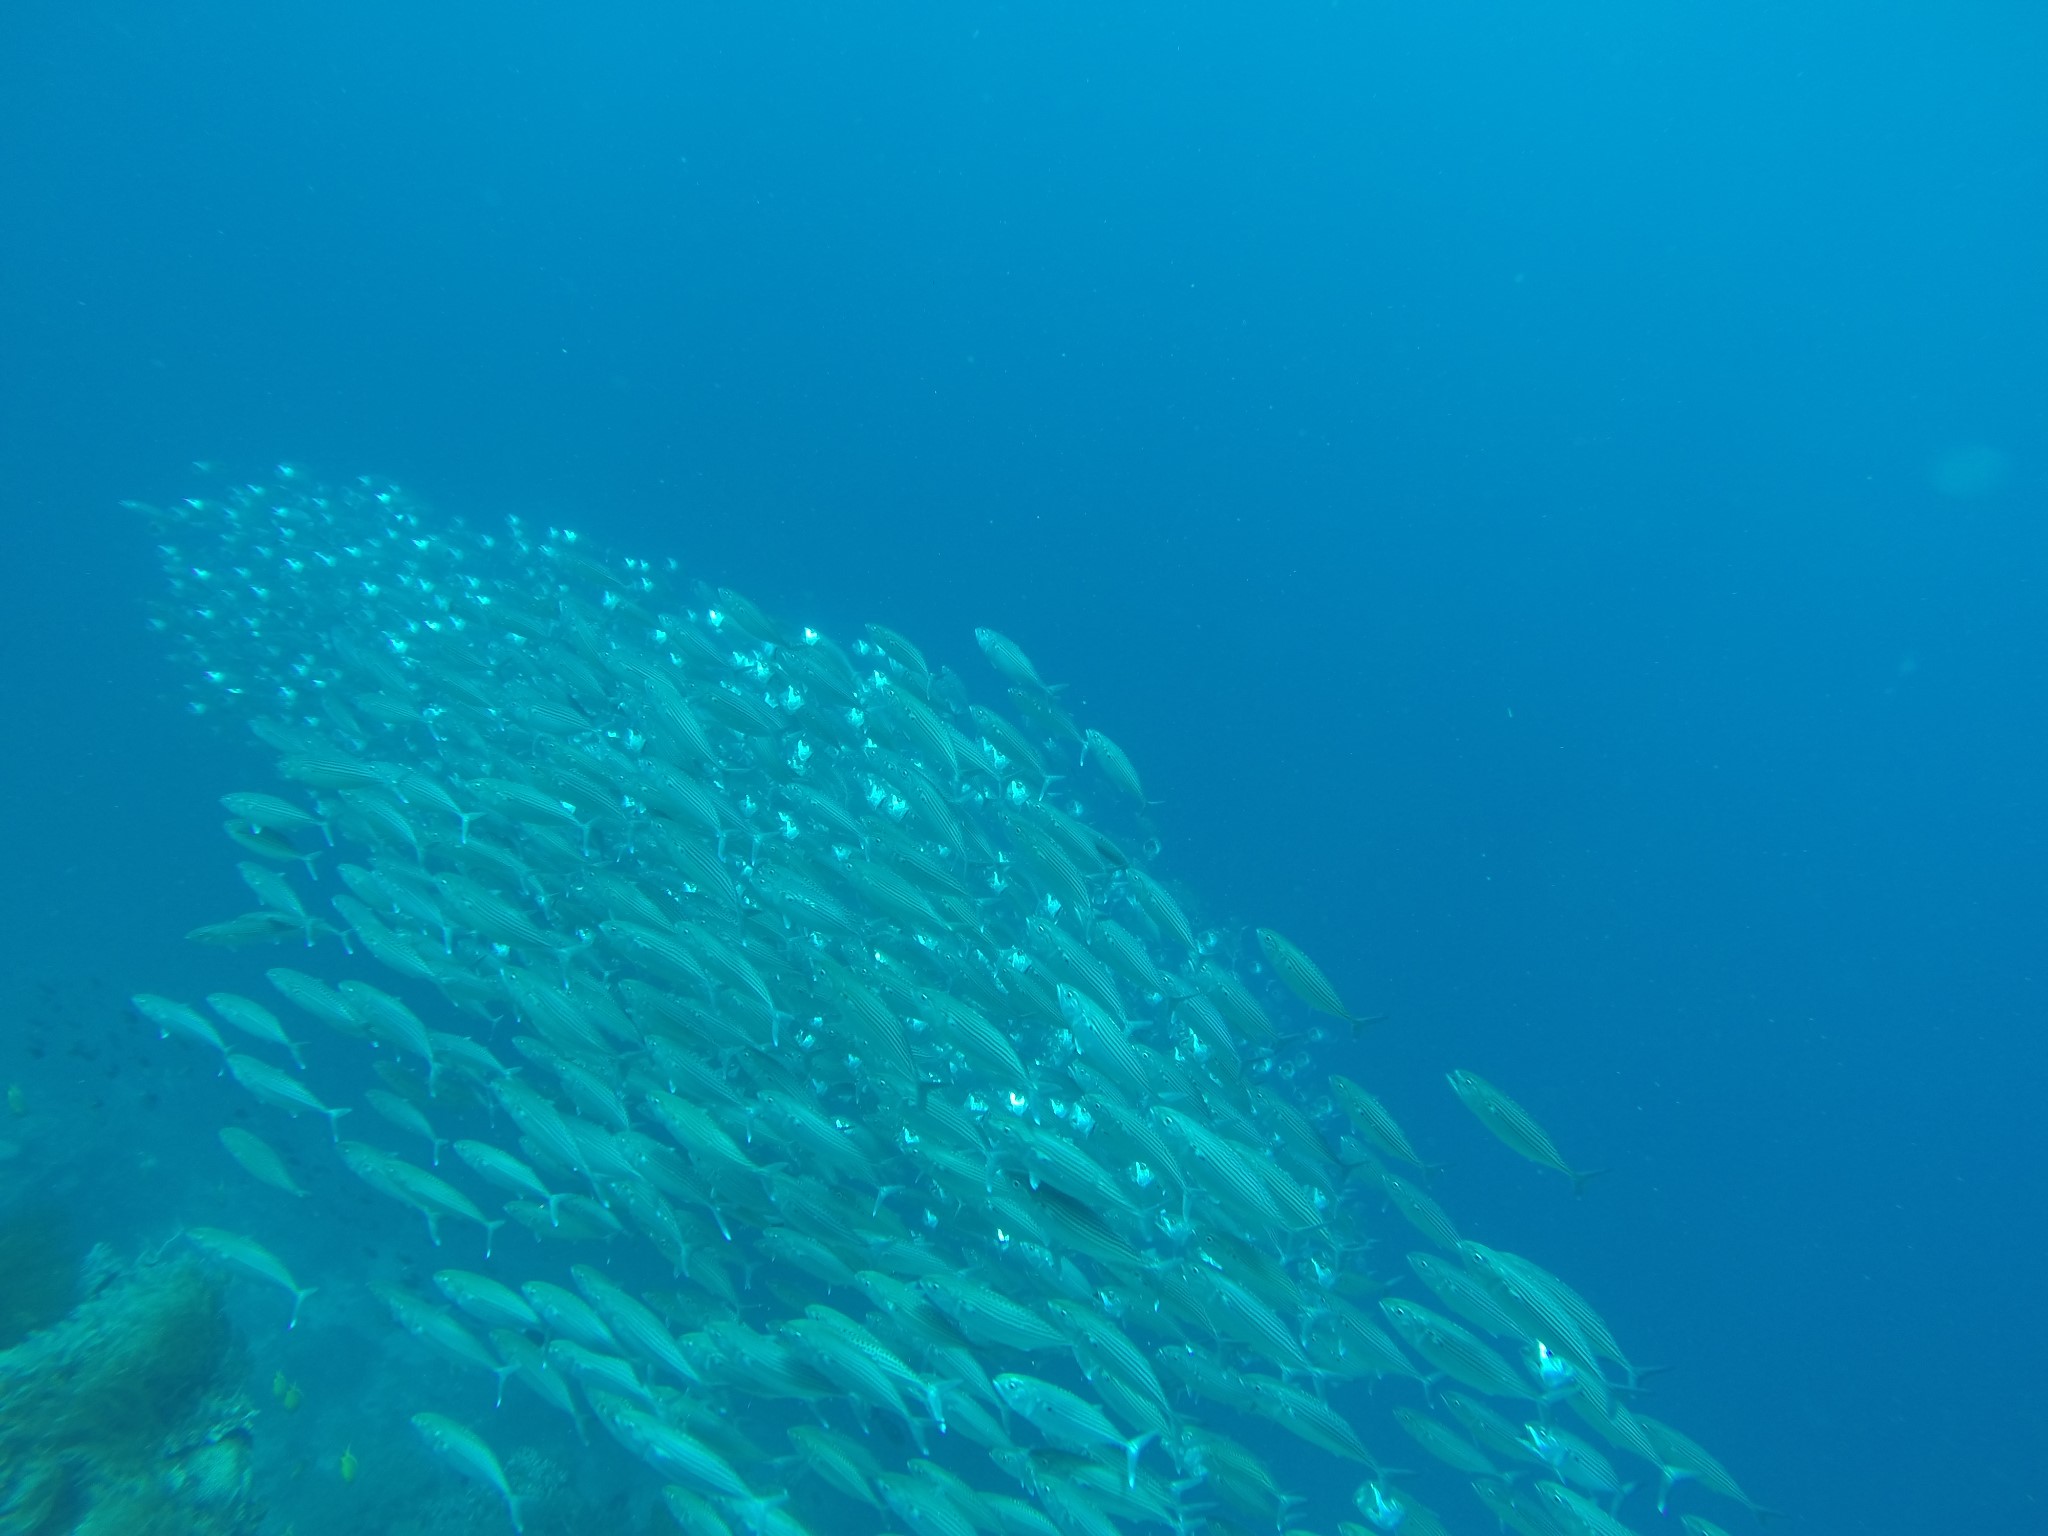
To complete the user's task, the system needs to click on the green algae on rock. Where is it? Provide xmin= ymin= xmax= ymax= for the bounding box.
xmin=0 ymin=1244 xmax=260 ymax=1536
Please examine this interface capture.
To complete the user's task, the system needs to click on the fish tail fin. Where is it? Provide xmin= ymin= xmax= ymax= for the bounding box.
xmin=545 ymin=1192 xmax=563 ymax=1228
xmin=288 ymin=1040 xmax=308 ymax=1071
xmin=1617 ymin=1361 xmax=1673 ymax=1394
xmin=430 ymin=1136 xmax=447 ymax=1167
xmin=325 ymin=1105 xmax=352 ymax=1141
xmin=1569 ymin=1167 xmax=1610 ymax=1197
xmin=1656 ymin=1466 xmax=1693 ymax=1514
xmin=482 ymin=1217 xmax=505 ymax=1259
xmin=505 ymin=1491 xmax=526 ymax=1533
xmin=1124 ymin=1430 xmax=1158 ymax=1489
xmin=289 ymin=1285 xmax=316 ymax=1330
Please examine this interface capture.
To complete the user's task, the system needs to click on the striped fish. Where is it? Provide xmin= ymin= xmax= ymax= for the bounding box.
xmin=1380 ymin=1298 xmax=1536 ymax=1401
xmin=221 ymin=790 xmax=330 ymax=841
xmin=975 ymin=627 xmax=1054 ymax=692
xmin=186 ymin=1226 xmax=316 ymax=1329
xmin=1639 ymin=1415 xmax=1773 ymax=1518
xmin=1257 ymin=927 xmax=1378 ymax=1029
xmin=225 ymin=1053 xmax=350 ymax=1139
xmin=132 ymin=993 xmax=227 ymax=1055
xmin=788 ymin=1425 xmax=883 ymax=1509
xmin=521 ymin=1280 xmax=618 ymax=1351
xmin=276 ymin=751 xmax=402 ymax=790
xmin=1381 ymin=1170 xmax=1461 ymax=1251
xmin=1448 ymin=1070 xmax=1604 ymax=1194
xmin=993 ymin=1373 xmax=1154 ymax=1488
xmin=605 ymin=1405 xmax=751 ymax=1498
xmin=205 ymin=992 xmax=305 ymax=1068
xmin=217 ymin=1127 xmax=306 ymax=1198
xmin=1083 ymin=727 xmax=1145 ymax=802
xmin=435 ymin=1269 xmax=541 ymax=1332
xmin=922 ymin=1274 xmax=1067 ymax=1353
xmin=265 ymin=967 xmax=360 ymax=1034
xmin=1392 ymin=1406 xmax=1497 ymax=1476
xmin=411 ymin=1413 xmax=524 ymax=1532
xmin=865 ymin=622 xmax=932 ymax=693
xmin=1470 ymin=1478 xmax=1567 ymax=1536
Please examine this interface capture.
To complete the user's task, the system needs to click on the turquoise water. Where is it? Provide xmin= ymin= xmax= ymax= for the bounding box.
xmin=1 ymin=5 xmax=2044 ymax=1535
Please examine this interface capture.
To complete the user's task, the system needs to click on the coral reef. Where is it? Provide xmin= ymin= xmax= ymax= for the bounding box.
xmin=0 ymin=1234 xmax=260 ymax=1536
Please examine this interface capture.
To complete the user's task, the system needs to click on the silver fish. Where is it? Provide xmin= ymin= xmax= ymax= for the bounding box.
xmin=132 ymin=993 xmax=226 ymax=1055
xmin=411 ymin=1413 xmax=523 ymax=1533
xmin=974 ymin=627 xmax=1054 ymax=692
xmin=1448 ymin=1069 xmax=1604 ymax=1194
xmin=225 ymin=1053 xmax=349 ymax=1138
xmin=1083 ymin=727 xmax=1145 ymax=802
xmin=993 ymin=1372 xmax=1154 ymax=1488
xmin=217 ymin=1126 xmax=306 ymax=1197
xmin=185 ymin=1226 xmax=314 ymax=1328
xmin=1257 ymin=927 xmax=1376 ymax=1028
xmin=206 ymin=991 xmax=307 ymax=1068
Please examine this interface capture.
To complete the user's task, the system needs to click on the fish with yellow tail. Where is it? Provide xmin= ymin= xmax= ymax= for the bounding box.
xmin=1447 ymin=1069 xmax=1605 ymax=1195
xmin=411 ymin=1413 xmax=523 ymax=1532
xmin=339 ymin=1445 xmax=358 ymax=1484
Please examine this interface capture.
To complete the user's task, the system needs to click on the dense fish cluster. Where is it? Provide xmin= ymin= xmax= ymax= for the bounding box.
xmin=127 ymin=472 xmax=1766 ymax=1536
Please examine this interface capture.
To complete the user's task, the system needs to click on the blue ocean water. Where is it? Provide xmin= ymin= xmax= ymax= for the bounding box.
xmin=0 ymin=2 xmax=2042 ymax=1533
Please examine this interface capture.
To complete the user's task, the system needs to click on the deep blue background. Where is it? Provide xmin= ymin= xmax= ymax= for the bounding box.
xmin=2 ymin=3 xmax=2044 ymax=1532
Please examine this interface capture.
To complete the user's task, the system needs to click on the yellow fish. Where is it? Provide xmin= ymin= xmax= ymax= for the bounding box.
xmin=5 ymin=1083 xmax=23 ymax=1116
xmin=340 ymin=1445 xmax=358 ymax=1484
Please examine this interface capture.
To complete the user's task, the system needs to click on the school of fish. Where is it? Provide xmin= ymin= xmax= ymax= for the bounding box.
xmin=125 ymin=470 xmax=1768 ymax=1536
